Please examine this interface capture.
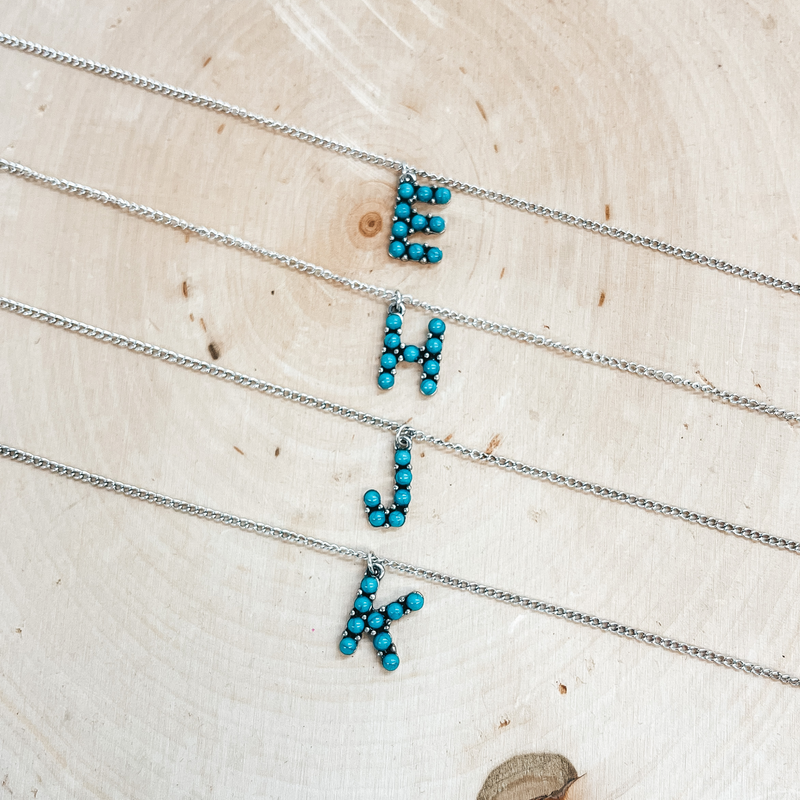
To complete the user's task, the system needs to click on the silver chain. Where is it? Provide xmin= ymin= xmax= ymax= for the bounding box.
xmin=2 ymin=30 xmax=799 ymax=297
xmin=2 ymin=158 xmax=798 ymax=427
xmin=3 ymin=295 xmax=798 ymax=556
xmin=1 ymin=442 xmax=797 ymax=687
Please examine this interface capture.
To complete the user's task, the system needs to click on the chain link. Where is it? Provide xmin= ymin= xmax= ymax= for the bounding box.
xmin=2 ymin=157 xmax=797 ymax=427
xmin=2 ymin=295 xmax=798 ymax=556
xmin=2 ymin=30 xmax=798 ymax=296
xmin=1 ymin=442 xmax=797 ymax=687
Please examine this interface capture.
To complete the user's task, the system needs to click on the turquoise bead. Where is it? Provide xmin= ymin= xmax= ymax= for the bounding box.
xmin=386 ymin=602 xmax=404 ymax=620
xmin=406 ymin=592 xmax=424 ymax=611
xmin=378 ymin=373 xmax=395 ymax=390
xmin=388 ymin=510 xmax=405 ymax=527
xmin=382 ymin=653 xmax=400 ymax=671
xmin=339 ymin=637 xmax=357 ymax=655
xmin=395 ymin=469 xmax=412 ymax=486
xmin=354 ymin=595 xmax=372 ymax=613
xmin=429 ymin=216 xmax=445 ymax=233
xmin=363 ymin=490 xmax=381 ymax=508
xmin=417 ymin=186 xmax=433 ymax=202
xmin=391 ymin=221 xmax=409 ymax=238
xmin=394 ymin=449 xmax=411 ymax=466
xmin=434 ymin=187 xmax=451 ymax=205
xmin=361 ymin=576 xmax=379 ymax=594
xmin=411 ymin=214 xmax=427 ymax=231
xmin=402 ymin=344 xmax=420 ymax=362
xmin=367 ymin=611 xmax=385 ymax=629
xmin=388 ymin=240 xmax=405 ymax=258
xmin=373 ymin=632 xmax=392 ymax=651
xmin=407 ymin=243 xmax=424 ymax=261
xmin=426 ymin=247 xmax=442 ymax=263
xmin=428 ymin=318 xmax=446 ymax=335
xmin=386 ymin=314 xmax=403 ymax=330
xmin=423 ymin=359 xmax=440 ymax=375
xmin=394 ymin=202 xmax=411 ymax=219
xmin=384 ymin=332 xmax=401 ymax=349
xmin=381 ymin=353 xmax=397 ymax=370
xmin=398 ymin=182 xmax=415 ymax=199
xmin=347 ymin=617 xmax=365 ymax=634
xmin=368 ymin=509 xmax=386 ymax=527
xmin=420 ymin=378 xmax=437 ymax=395
xmin=394 ymin=489 xmax=411 ymax=506
xmin=425 ymin=337 xmax=442 ymax=354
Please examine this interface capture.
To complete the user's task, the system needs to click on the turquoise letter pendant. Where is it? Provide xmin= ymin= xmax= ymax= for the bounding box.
xmin=388 ymin=169 xmax=450 ymax=264
xmin=363 ymin=426 xmax=413 ymax=528
xmin=377 ymin=297 xmax=445 ymax=396
xmin=339 ymin=556 xmax=424 ymax=672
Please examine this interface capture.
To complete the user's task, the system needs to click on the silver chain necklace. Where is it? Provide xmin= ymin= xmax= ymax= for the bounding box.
xmin=2 ymin=158 xmax=798 ymax=427
xmin=1 ymin=31 xmax=799 ymax=294
xmin=3 ymin=295 xmax=797 ymax=556
xmin=2 ymin=443 xmax=797 ymax=686
xmin=2 ymin=30 xmax=797 ymax=686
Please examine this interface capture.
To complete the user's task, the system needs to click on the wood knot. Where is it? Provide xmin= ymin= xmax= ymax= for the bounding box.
xmin=478 ymin=754 xmax=579 ymax=800
xmin=358 ymin=211 xmax=383 ymax=238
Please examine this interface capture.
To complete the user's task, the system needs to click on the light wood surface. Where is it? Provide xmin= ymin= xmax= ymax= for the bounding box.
xmin=1 ymin=2 xmax=799 ymax=798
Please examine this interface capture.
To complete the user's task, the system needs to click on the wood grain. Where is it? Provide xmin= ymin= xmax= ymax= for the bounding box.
xmin=1 ymin=2 xmax=799 ymax=798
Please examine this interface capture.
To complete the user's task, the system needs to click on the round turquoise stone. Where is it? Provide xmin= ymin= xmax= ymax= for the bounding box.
xmin=428 ymin=318 xmax=446 ymax=335
xmin=398 ymin=182 xmax=415 ymax=199
xmin=361 ymin=576 xmax=379 ymax=594
xmin=386 ymin=314 xmax=403 ymax=330
xmin=402 ymin=344 xmax=420 ymax=362
xmin=420 ymin=379 xmax=437 ymax=395
xmin=394 ymin=449 xmax=411 ymax=466
xmin=425 ymin=337 xmax=442 ymax=354
xmin=411 ymin=214 xmax=427 ymax=231
xmin=388 ymin=510 xmax=405 ymax=527
xmin=407 ymin=243 xmax=424 ymax=261
xmin=354 ymin=595 xmax=372 ymax=614
xmin=426 ymin=247 xmax=442 ymax=263
xmin=384 ymin=332 xmax=401 ymax=349
xmin=381 ymin=353 xmax=397 ymax=370
xmin=417 ymin=186 xmax=433 ymax=203
xmin=388 ymin=240 xmax=405 ymax=258
xmin=373 ymin=632 xmax=392 ymax=651
xmin=423 ymin=359 xmax=440 ymax=375
xmin=394 ymin=202 xmax=411 ymax=219
xmin=395 ymin=469 xmax=412 ymax=486
xmin=339 ymin=637 xmax=357 ymax=655
xmin=368 ymin=509 xmax=386 ymax=527
xmin=367 ymin=612 xmax=385 ymax=629
xmin=363 ymin=490 xmax=381 ymax=508
xmin=347 ymin=617 xmax=365 ymax=634
xmin=429 ymin=216 xmax=445 ymax=233
xmin=378 ymin=373 xmax=395 ymax=390
xmin=394 ymin=489 xmax=411 ymax=506
xmin=391 ymin=221 xmax=408 ymax=238
xmin=382 ymin=653 xmax=400 ymax=671
xmin=386 ymin=602 xmax=404 ymax=620
xmin=434 ymin=187 xmax=451 ymax=204
xmin=406 ymin=592 xmax=424 ymax=611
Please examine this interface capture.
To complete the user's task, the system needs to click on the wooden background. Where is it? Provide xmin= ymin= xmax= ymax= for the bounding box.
xmin=1 ymin=2 xmax=799 ymax=797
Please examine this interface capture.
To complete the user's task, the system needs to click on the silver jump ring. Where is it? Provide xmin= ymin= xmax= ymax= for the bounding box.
xmin=400 ymin=163 xmax=416 ymax=184
xmin=367 ymin=552 xmax=385 ymax=580
xmin=389 ymin=289 xmax=405 ymax=315
xmin=395 ymin=424 xmax=414 ymax=451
